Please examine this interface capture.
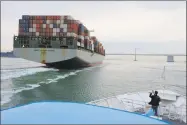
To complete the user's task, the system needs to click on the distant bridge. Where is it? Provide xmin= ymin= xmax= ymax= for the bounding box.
xmin=106 ymin=54 xmax=186 ymax=56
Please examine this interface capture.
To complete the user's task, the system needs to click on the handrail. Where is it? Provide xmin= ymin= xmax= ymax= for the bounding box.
xmin=88 ymin=96 xmax=186 ymax=111
xmin=87 ymin=95 xmax=186 ymax=123
xmin=88 ymin=87 xmax=186 ymax=104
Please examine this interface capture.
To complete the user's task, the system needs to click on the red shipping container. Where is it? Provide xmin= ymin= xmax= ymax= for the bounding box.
xmin=46 ymin=24 xmax=49 ymax=29
xmin=40 ymin=24 xmax=43 ymax=28
xmin=39 ymin=20 xmax=43 ymax=24
xmin=47 ymin=16 xmax=50 ymax=20
xmin=36 ymin=20 xmax=40 ymax=24
xmin=67 ymin=24 xmax=70 ymax=29
xmin=71 ymin=24 xmax=74 ymax=29
xmin=54 ymin=16 xmax=57 ymax=20
xmin=36 ymin=28 xmax=40 ymax=32
xmin=57 ymin=16 xmax=60 ymax=20
xmin=48 ymin=16 xmax=52 ymax=20
xmin=49 ymin=28 xmax=53 ymax=33
xmin=33 ymin=20 xmax=36 ymax=24
xmin=67 ymin=28 xmax=72 ymax=32
xmin=72 ymin=24 xmax=75 ymax=29
xmin=36 ymin=24 xmax=40 ymax=28
xmin=75 ymin=24 xmax=78 ymax=30
xmin=36 ymin=16 xmax=40 ymax=20
xmin=46 ymin=28 xmax=50 ymax=33
xmin=47 ymin=16 xmax=53 ymax=20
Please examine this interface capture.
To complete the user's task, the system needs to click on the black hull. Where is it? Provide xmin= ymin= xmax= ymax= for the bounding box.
xmin=45 ymin=57 xmax=92 ymax=69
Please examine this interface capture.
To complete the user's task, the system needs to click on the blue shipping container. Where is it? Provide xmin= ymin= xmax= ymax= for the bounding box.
xmin=60 ymin=28 xmax=63 ymax=32
xmin=19 ymin=19 xmax=26 ymax=24
xmin=22 ymin=15 xmax=30 ymax=20
xmin=23 ymin=24 xmax=29 ymax=28
xmin=24 ymin=20 xmax=29 ymax=24
xmin=23 ymin=28 xmax=29 ymax=32
xmin=41 ymin=16 xmax=46 ymax=20
xmin=94 ymin=41 xmax=98 ymax=46
xmin=43 ymin=20 xmax=46 ymax=24
xmin=53 ymin=24 xmax=57 ymax=28
xmin=81 ymin=25 xmax=84 ymax=32
xmin=19 ymin=24 xmax=24 ymax=28
xmin=78 ymin=24 xmax=85 ymax=34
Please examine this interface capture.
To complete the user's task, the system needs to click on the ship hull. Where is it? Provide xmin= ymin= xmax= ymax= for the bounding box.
xmin=13 ymin=48 xmax=104 ymax=69
xmin=45 ymin=57 xmax=102 ymax=69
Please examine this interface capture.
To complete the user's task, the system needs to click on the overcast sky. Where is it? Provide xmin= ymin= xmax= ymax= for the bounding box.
xmin=1 ymin=1 xmax=186 ymax=54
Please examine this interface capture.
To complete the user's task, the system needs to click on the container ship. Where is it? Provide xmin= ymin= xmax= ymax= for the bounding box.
xmin=13 ymin=15 xmax=105 ymax=69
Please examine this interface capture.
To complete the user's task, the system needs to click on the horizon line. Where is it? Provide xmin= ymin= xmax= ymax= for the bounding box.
xmin=1 ymin=51 xmax=186 ymax=56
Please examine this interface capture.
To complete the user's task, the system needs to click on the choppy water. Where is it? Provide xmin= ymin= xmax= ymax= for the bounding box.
xmin=1 ymin=55 xmax=186 ymax=109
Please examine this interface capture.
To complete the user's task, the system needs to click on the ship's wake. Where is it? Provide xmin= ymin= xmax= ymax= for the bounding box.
xmin=1 ymin=66 xmax=58 ymax=81
xmin=1 ymin=64 xmax=105 ymax=106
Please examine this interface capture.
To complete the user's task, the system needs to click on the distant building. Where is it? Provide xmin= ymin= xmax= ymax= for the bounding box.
xmin=167 ymin=55 xmax=174 ymax=62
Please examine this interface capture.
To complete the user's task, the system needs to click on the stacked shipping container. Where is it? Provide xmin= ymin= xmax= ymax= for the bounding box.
xmin=18 ymin=15 xmax=105 ymax=55
xmin=19 ymin=15 xmax=78 ymax=37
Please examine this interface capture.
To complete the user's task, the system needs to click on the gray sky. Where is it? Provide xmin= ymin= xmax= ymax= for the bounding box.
xmin=1 ymin=1 xmax=186 ymax=54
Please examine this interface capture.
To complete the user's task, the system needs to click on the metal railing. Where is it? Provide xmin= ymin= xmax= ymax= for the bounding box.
xmin=87 ymin=96 xmax=186 ymax=123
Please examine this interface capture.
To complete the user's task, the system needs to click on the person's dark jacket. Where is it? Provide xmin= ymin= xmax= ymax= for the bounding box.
xmin=149 ymin=93 xmax=161 ymax=106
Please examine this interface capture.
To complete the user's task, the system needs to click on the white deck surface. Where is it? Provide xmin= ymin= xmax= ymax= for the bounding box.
xmin=88 ymin=89 xmax=186 ymax=123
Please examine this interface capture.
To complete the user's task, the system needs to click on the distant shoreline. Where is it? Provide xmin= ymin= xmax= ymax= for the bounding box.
xmin=1 ymin=51 xmax=186 ymax=57
xmin=106 ymin=54 xmax=186 ymax=56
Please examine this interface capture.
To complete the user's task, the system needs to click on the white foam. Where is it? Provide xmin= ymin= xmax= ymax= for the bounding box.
xmin=1 ymin=64 xmax=101 ymax=105
xmin=45 ymin=72 xmax=77 ymax=84
xmin=69 ymin=72 xmax=77 ymax=76
xmin=1 ymin=67 xmax=58 ymax=80
xmin=14 ymin=84 xmax=41 ymax=93
xmin=1 ymin=99 xmax=11 ymax=105
xmin=1 ymin=90 xmax=13 ymax=105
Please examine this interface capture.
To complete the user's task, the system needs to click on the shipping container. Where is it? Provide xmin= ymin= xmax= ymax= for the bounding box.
xmin=17 ymin=15 xmax=103 ymax=55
